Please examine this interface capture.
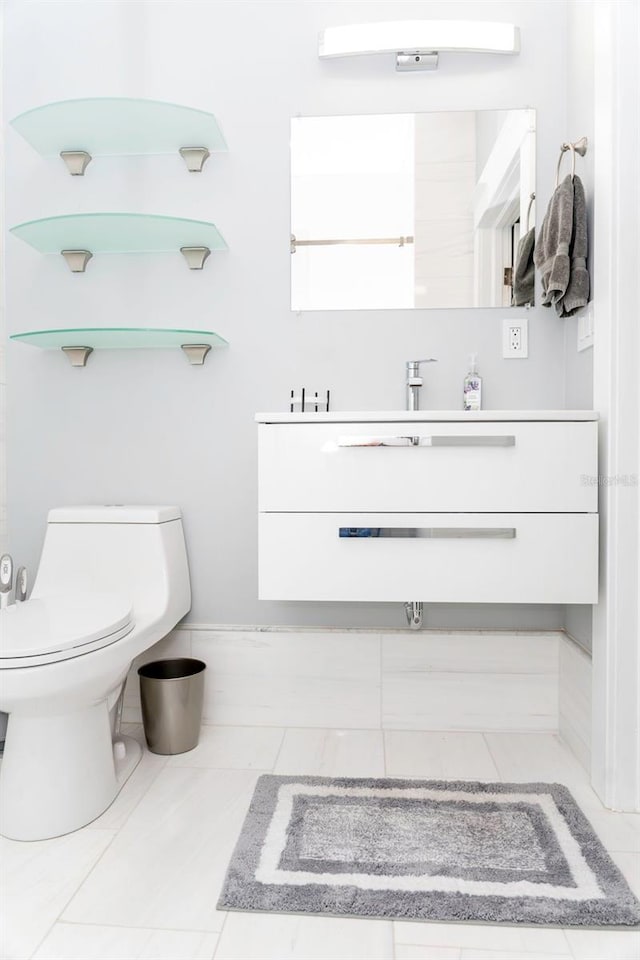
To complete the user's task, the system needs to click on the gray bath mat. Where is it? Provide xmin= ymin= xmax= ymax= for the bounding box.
xmin=218 ymin=775 xmax=640 ymax=927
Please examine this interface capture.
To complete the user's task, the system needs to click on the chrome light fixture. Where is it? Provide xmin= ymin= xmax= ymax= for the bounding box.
xmin=319 ymin=20 xmax=520 ymax=71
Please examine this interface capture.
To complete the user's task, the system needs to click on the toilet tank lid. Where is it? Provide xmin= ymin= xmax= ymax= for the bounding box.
xmin=47 ymin=505 xmax=182 ymax=524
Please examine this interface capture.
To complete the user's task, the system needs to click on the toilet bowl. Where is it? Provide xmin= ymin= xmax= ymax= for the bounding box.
xmin=0 ymin=505 xmax=191 ymax=841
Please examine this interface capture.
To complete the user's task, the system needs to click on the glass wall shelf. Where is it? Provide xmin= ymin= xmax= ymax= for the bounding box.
xmin=10 ymin=327 xmax=228 ymax=366
xmin=10 ymin=98 xmax=227 ymax=172
xmin=10 ymin=213 xmax=227 ymax=271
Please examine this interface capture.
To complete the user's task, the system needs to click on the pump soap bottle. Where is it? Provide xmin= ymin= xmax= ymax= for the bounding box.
xmin=463 ymin=354 xmax=482 ymax=411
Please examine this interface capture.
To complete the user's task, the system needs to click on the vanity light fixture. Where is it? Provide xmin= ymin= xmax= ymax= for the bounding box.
xmin=319 ymin=20 xmax=520 ymax=71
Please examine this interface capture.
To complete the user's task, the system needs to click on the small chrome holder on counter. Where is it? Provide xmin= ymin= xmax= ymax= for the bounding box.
xmin=289 ymin=388 xmax=330 ymax=413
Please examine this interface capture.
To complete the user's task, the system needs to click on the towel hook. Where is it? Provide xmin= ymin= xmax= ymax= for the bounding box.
xmin=525 ymin=192 xmax=535 ymax=232
xmin=555 ymin=136 xmax=588 ymax=187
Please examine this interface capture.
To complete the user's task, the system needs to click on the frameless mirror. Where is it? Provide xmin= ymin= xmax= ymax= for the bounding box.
xmin=291 ymin=108 xmax=536 ymax=311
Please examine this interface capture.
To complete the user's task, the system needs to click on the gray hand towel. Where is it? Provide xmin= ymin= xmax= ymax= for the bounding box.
xmin=513 ymin=227 xmax=535 ymax=306
xmin=533 ymin=174 xmax=574 ymax=309
xmin=555 ymin=174 xmax=589 ymax=317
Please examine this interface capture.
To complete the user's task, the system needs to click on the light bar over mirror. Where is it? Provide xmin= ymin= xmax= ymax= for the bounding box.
xmin=319 ymin=20 xmax=520 ymax=72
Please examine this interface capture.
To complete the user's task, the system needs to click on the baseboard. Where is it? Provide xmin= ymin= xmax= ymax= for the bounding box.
xmin=558 ymin=632 xmax=592 ymax=773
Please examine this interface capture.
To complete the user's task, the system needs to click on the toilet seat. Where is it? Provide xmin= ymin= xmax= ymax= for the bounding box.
xmin=0 ymin=593 xmax=134 ymax=668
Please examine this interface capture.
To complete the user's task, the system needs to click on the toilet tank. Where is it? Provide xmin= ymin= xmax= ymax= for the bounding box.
xmin=32 ymin=506 xmax=191 ymax=622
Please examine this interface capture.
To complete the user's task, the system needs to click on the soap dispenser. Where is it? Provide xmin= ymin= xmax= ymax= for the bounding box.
xmin=463 ymin=354 xmax=482 ymax=411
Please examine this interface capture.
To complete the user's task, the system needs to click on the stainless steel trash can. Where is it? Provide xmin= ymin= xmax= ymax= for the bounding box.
xmin=138 ymin=658 xmax=206 ymax=755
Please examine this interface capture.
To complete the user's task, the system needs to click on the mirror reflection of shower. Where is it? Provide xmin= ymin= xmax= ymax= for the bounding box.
xmin=291 ymin=108 xmax=536 ymax=311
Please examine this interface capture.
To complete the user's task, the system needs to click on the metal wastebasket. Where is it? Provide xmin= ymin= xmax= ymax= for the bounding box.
xmin=138 ymin=658 xmax=206 ymax=755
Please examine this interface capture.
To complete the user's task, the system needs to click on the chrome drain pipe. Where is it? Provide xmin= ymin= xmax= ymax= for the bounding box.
xmin=404 ymin=601 xmax=424 ymax=630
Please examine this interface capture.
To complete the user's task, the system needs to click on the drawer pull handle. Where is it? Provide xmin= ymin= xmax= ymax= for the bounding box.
xmin=339 ymin=527 xmax=517 ymax=539
xmin=428 ymin=435 xmax=516 ymax=447
xmin=337 ymin=435 xmax=516 ymax=447
xmin=337 ymin=436 xmax=418 ymax=447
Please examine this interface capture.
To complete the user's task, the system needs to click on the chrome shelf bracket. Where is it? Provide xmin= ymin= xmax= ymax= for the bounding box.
xmin=181 ymin=344 xmax=212 ymax=365
xmin=60 ymin=150 xmax=92 ymax=175
xmin=61 ymin=249 xmax=93 ymax=272
xmin=61 ymin=346 xmax=93 ymax=367
xmin=180 ymin=246 xmax=211 ymax=270
xmin=179 ymin=147 xmax=210 ymax=172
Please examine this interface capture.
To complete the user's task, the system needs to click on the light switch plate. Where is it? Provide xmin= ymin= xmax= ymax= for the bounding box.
xmin=503 ymin=316 xmax=529 ymax=358
xmin=577 ymin=304 xmax=594 ymax=351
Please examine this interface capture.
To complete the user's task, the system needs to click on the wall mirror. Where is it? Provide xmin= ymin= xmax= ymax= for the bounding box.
xmin=291 ymin=108 xmax=536 ymax=311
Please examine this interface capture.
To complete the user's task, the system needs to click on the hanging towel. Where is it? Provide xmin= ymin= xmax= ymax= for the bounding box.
xmin=512 ymin=226 xmax=535 ymax=306
xmin=533 ymin=174 xmax=575 ymax=309
xmin=555 ymin=174 xmax=589 ymax=317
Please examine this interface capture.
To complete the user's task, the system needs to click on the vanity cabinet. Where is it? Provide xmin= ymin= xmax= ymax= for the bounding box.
xmin=257 ymin=412 xmax=599 ymax=605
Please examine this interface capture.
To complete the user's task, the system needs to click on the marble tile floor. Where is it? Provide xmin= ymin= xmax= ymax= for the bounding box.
xmin=1 ymin=727 xmax=638 ymax=960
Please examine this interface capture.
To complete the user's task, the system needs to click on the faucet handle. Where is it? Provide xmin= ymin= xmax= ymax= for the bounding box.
xmin=406 ymin=358 xmax=437 ymax=370
xmin=406 ymin=358 xmax=437 ymax=382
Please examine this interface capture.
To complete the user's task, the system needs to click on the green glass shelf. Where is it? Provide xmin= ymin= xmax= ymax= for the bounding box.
xmin=11 ymin=327 xmax=228 ymax=366
xmin=10 ymin=98 xmax=227 ymax=164
xmin=11 ymin=213 xmax=227 ymax=254
xmin=10 ymin=213 xmax=227 ymax=270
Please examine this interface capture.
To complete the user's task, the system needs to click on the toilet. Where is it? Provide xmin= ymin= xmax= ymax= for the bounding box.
xmin=0 ymin=505 xmax=191 ymax=841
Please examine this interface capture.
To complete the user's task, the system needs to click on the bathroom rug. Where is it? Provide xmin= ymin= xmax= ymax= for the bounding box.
xmin=218 ymin=775 xmax=640 ymax=927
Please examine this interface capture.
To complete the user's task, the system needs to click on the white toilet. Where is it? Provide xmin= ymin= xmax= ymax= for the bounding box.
xmin=0 ymin=505 xmax=191 ymax=841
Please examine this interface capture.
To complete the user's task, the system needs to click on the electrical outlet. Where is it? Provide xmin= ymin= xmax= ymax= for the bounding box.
xmin=503 ymin=317 xmax=528 ymax=358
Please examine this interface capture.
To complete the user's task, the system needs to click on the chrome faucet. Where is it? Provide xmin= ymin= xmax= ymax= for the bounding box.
xmin=406 ymin=358 xmax=437 ymax=411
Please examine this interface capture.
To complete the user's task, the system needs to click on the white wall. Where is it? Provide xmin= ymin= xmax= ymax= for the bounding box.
xmin=559 ymin=634 xmax=592 ymax=772
xmin=0 ymin=2 xmax=6 ymax=557
xmin=590 ymin=0 xmax=640 ymax=811
xmin=563 ymin=0 xmax=595 ymax=413
xmin=562 ymin=0 xmax=595 ymax=651
xmin=125 ymin=626 xmax=561 ymax=733
xmin=4 ymin=0 xmax=573 ymax=629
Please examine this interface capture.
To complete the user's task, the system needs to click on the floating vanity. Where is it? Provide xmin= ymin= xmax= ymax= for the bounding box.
xmin=257 ymin=411 xmax=599 ymax=606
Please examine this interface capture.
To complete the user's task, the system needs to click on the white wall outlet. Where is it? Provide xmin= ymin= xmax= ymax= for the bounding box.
xmin=503 ymin=317 xmax=529 ymax=358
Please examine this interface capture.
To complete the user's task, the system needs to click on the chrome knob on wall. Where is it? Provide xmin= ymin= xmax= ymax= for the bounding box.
xmin=0 ymin=557 xmax=29 ymax=606
xmin=0 ymin=554 xmax=14 ymax=609
xmin=16 ymin=567 xmax=28 ymax=602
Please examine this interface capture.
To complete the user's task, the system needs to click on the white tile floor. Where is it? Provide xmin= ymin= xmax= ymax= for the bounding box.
xmin=2 ymin=727 xmax=639 ymax=960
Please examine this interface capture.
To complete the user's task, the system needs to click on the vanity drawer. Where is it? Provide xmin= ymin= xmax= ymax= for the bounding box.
xmin=258 ymin=421 xmax=598 ymax=513
xmin=258 ymin=512 xmax=599 ymax=603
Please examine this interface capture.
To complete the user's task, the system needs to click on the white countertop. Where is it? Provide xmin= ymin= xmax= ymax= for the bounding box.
xmin=256 ymin=410 xmax=600 ymax=423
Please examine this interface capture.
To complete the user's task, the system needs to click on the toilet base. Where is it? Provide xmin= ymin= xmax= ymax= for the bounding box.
xmin=0 ymin=703 xmax=142 ymax=841
xmin=113 ymin=734 xmax=143 ymax=788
